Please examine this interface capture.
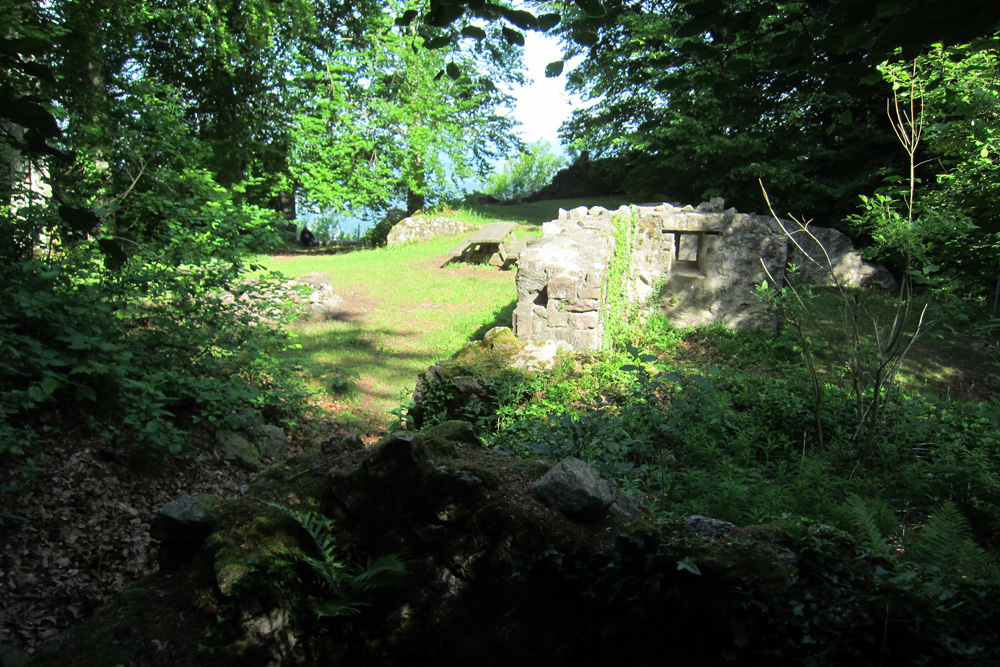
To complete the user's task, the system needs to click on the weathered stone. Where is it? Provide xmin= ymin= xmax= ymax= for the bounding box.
xmin=309 ymin=295 xmax=344 ymax=321
xmin=531 ymin=457 xmax=618 ymax=522
xmin=296 ymin=272 xmax=332 ymax=285
xmin=547 ymin=275 xmax=577 ymax=300
xmin=249 ymin=424 xmax=288 ymax=459
xmin=387 ymin=216 xmax=474 ymax=246
xmin=512 ymin=200 xmax=891 ymax=349
xmin=684 ymin=515 xmax=738 ymax=538
xmin=568 ymin=311 xmax=600 ymax=329
xmin=151 ymin=493 xmax=223 ymax=569
xmin=563 ymin=300 xmax=599 ymax=312
xmin=0 ymin=644 xmax=28 ymax=667
xmin=216 ymin=430 xmax=262 ymax=470
xmin=609 ymin=491 xmax=645 ymax=521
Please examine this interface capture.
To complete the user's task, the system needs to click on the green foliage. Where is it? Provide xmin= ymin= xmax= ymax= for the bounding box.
xmin=485 ymin=140 xmax=567 ymax=201
xmin=472 ymin=311 xmax=1000 ymax=583
xmin=603 ymin=207 xmax=638 ymax=351
xmin=849 ymin=43 xmax=1000 ymax=300
xmin=0 ymin=255 xmax=312 ymax=464
xmin=289 ymin=10 xmax=524 ymax=217
xmin=263 ymin=501 xmax=408 ymax=618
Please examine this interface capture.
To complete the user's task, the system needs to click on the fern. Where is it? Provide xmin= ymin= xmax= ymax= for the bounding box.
xmin=906 ymin=501 xmax=999 ymax=583
xmin=263 ymin=501 xmax=409 ymax=617
xmin=844 ymin=495 xmax=895 ymax=562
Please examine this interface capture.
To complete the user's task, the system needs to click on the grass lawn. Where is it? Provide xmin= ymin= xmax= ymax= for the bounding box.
xmin=256 ymin=232 xmax=517 ymax=431
xmin=256 ymin=200 xmax=999 ymax=433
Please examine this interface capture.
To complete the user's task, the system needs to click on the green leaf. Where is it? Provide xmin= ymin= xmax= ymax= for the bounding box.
xmin=502 ymin=26 xmax=525 ymax=46
xmin=538 ymin=13 xmax=561 ymax=31
xmin=677 ymin=557 xmax=702 ymax=575
xmin=58 ymin=205 xmax=101 ymax=235
xmin=98 ymin=238 xmax=128 ymax=270
xmin=446 ymin=62 xmax=462 ymax=80
xmin=683 ymin=0 xmax=725 ymax=16
xmin=427 ymin=3 xmax=466 ymax=27
xmin=5 ymin=100 xmax=61 ymax=138
xmin=544 ymin=60 xmax=564 ymax=78
xmin=572 ymin=30 xmax=600 ymax=47
xmin=461 ymin=25 xmax=487 ymax=40
xmin=425 ymin=35 xmax=452 ymax=49
xmin=40 ymin=376 xmax=60 ymax=396
xmin=395 ymin=9 xmax=419 ymax=26
xmin=502 ymin=8 xmax=537 ymax=31
xmin=574 ymin=0 xmax=606 ymax=18
xmin=675 ymin=14 xmax=715 ymax=38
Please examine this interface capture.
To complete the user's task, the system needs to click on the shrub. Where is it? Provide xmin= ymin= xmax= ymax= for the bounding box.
xmin=485 ymin=141 xmax=566 ymax=201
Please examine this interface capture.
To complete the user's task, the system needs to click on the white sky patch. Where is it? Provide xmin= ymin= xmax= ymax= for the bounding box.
xmin=510 ymin=30 xmax=578 ymax=148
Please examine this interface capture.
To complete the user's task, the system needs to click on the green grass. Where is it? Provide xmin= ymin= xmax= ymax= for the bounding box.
xmin=444 ymin=196 xmax=640 ymax=226
xmin=254 ymin=233 xmax=517 ymax=430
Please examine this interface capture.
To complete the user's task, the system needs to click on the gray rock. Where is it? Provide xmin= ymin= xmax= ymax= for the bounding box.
xmin=309 ymin=295 xmax=344 ymax=320
xmin=684 ymin=515 xmax=737 ymax=538
xmin=609 ymin=491 xmax=645 ymax=520
xmin=531 ymin=457 xmax=618 ymax=522
xmin=216 ymin=429 xmax=262 ymax=471
xmin=387 ymin=216 xmax=474 ymax=246
xmin=249 ymin=424 xmax=288 ymax=459
xmin=296 ymin=272 xmax=333 ymax=285
xmin=151 ymin=494 xmax=223 ymax=569
xmin=150 ymin=493 xmax=222 ymax=541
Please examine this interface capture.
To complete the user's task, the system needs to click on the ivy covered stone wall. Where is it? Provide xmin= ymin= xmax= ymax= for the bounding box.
xmin=513 ymin=200 xmax=887 ymax=351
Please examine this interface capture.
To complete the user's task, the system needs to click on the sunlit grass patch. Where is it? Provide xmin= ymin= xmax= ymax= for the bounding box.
xmin=255 ymin=233 xmax=516 ymax=430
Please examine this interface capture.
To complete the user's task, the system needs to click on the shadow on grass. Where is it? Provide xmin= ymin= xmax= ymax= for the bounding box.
xmin=287 ymin=324 xmax=442 ymax=428
xmin=469 ymin=299 xmax=517 ymax=341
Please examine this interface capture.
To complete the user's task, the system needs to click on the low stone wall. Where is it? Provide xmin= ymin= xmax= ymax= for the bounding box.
xmin=386 ymin=216 xmax=474 ymax=246
xmin=513 ymin=210 xmax=615 ymax=350
xmin=513 ymin=200 xmax=889 ymax=351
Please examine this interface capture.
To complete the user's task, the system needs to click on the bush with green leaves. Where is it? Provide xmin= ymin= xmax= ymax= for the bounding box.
xmin=485 ymin=140 xmax=567 ymax=201
xmin=0 ymin=252 xmax=313 ymax=465
xmin=469 ymin=315 xmax=1000 ymax=584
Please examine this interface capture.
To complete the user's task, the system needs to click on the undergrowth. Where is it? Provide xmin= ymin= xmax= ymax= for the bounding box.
xmin=449 ymin=315 xmax=1000 ymax=585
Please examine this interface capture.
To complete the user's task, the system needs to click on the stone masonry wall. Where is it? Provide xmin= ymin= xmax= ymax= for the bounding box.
xmin=513 ymin=207 xmax=616 ymax=350
xmin=387 ymin=216 xmax=474 ymax=246
xmin=513 ymin=200 xmax=887 ymax=351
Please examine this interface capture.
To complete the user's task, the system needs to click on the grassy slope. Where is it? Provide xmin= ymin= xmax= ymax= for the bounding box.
xmin=258 ymin=233 xmax=518 ymax=431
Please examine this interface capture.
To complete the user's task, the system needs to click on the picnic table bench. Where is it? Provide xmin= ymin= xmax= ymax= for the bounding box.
xmin=449 ymin=222 xmax=523 ymax=267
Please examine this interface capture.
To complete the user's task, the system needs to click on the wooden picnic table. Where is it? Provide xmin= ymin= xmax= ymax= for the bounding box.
xmin=449 ymin=222 xmax=523 ymax=267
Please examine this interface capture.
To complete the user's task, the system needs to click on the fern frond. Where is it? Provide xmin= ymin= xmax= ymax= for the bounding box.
xmin=844 ymin=495 xmax=894 ymax=561
xmin=351 ymin=554 xmax=410 ymax=592
xmin=313 ymin=599 xmax=367 ymax=618
xmin=906 ymin=501 xmax=999 ymax=582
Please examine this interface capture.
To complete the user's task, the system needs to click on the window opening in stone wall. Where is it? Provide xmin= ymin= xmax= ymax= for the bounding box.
xmin=670 ymin=232 xmax=703 ymax=275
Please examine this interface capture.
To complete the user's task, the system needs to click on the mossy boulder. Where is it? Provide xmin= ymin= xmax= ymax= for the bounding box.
xmin=28 ymin=423 xmax=1000 ymax=666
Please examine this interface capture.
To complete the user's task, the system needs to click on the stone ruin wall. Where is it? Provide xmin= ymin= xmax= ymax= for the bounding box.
xmin=513 ymin=200 xmax=891 ymax=351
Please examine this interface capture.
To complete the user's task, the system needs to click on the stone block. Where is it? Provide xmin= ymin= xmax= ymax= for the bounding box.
xmin=573 ymin=330 xmax=601 ymax=350
xmin=569 ymin=311 xmax=599 ymax=329
xmin=547 ymin=275 xmax=577 ymax=300
xmin=548 ymin=311 xmax=569 ymax=327
xmin=578 ymin=287 xmax=602 ymax=300
xmin=564 ymin=300 xmax=599 ymax=312
xmin=513 ymin=305 xmax=534 ymax=337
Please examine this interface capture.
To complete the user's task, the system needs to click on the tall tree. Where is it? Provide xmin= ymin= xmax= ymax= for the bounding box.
xmin=289 ymin=8 xmax=524 ymax=216
xmin=546 ymin=0 xmax=1000 ymax=222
